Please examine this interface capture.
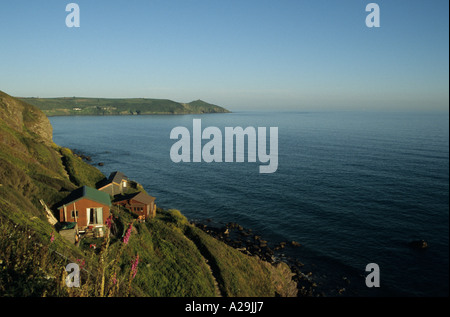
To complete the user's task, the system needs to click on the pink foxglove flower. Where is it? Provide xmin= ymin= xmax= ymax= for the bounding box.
xmin=131 ymin=254 xmax=139 ymax=280
xmin=76 ymin=258 xmax=85 ymax=270
xmin=123 ymin=223 xmax=133 ymax=245
xmin=106 ymin=216 xmax=112 ymax=229
xmin=111 ymin=272 xmax=117 ymax=285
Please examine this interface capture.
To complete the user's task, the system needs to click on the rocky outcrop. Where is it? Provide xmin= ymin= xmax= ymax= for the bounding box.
xmin=0 ymin=90 xmax=53 ymax=145
xmin=263 ymin=261 xmax=298 ymax=297
xmin=409 ymin=240 xmax=428 ymax=249
xmin=192 ymin=220 xmax=321 ymax=297
xmin=26 ymin=109 xmax=53 ymax=145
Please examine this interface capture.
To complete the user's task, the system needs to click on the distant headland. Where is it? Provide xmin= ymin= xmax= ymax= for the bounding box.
xmin=18 ymin=97 xmax=231 ymax=117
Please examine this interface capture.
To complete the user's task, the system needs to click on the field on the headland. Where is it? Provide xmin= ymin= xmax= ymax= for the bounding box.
xmin=18 ymin=97 xmax=230 ymax=116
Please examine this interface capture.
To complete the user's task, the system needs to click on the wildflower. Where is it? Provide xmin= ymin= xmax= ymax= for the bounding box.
xmin=111 ymin=272 xmax=117 ymax=285
xmin=76 ymin=258 xmax=85 ymax=270
xmin=106 ymin=216 xmax=112 ymax=229
xmin=131 ymin=254 xmax=139 ymax=280
xmin=123 ymin=223 xmax=133 ymax=245
xmin=50 ymin=232 xmax=55 ymax=244
xmin=90 ymin=244 xmax=96 ymax=249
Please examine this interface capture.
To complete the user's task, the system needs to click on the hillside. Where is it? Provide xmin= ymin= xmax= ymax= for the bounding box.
xmin=0 ymin=90 xmax=296 ymax=297
xmin=18 ymin=97 xmax=231 ymax=116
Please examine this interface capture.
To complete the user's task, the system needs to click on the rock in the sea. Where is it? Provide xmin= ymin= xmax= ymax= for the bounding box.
xmin=291 ymin=241 xmax=301 ymax=247
xmin=409 ymin=240 xmax=428 ymax=249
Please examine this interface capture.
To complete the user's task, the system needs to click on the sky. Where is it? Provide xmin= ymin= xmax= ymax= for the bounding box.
xmin=0 ymin=0 xmax=448 ymax=111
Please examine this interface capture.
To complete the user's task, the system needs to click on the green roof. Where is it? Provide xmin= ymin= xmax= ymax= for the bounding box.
xmin=57 ymin=186 xmax=112 ymax=208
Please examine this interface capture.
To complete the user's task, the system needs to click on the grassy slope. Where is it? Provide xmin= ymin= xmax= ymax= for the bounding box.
xmin=0 ymin=91 xmax=87 ymax=296
xmin=18 ymin=97 xmax=231 ymax=116
xmin=0 ymin=90 xmax=294 ymax=297
xmin=118 ymin=209 xmax=218 ymax=297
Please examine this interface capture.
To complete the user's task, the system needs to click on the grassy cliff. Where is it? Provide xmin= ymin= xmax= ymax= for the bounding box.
xmin=0 ymin=90 xmax=295 ymax=297
xmin=18 ymin=97 xmax=231 ymax=116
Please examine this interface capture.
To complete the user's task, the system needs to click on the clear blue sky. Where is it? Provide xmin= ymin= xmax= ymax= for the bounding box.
xmin=0 ymin=0 xmax=448 ymax=111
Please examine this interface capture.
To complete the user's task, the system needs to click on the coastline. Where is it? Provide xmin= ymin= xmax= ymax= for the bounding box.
xmin=191 ymin=219 xmax=323 ymax=297
xmin=18 ymin=97 xmax=232 ymax=117
xmin=43 ymin=111 xmax=232 ymax=117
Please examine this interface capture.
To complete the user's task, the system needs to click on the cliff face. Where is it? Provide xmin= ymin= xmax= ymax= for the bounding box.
xmin=0 ymin=91 xmax=53 ymax=144
xmin=0 ymin=90 xmax=77 ymax=212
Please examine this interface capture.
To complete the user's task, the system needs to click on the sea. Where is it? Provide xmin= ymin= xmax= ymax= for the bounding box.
xmin=50 ymin=111 xmax=449 ymax=297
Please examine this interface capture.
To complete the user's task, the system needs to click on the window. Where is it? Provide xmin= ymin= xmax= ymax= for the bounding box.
xmin=88 ymin=207 xmax=103 ymax=225
xmin=71 ymin=210 xmax=79 ymax=219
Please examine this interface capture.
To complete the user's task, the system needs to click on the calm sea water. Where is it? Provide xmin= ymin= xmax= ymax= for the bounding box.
xmin=50 ymin=111 xmax=449 ymax=296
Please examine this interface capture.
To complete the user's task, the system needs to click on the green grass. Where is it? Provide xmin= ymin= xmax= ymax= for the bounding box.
xmin=153 ymin=209 xmax=285 ymax=297
xmin=0 ymin=219 xmax=68 ymax=297
xmin=59 ymin=147 xmax=105 ymax=188
xmin=185 ymin=225 xmax=275 ymax=297
xmin=99 ymin=208 xmax=217 ymax=297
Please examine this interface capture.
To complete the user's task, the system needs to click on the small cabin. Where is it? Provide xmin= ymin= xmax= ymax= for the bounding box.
xmin=97 ymin=171 xmax=128 ymax=196
xmin=56 ymin=186 xmax=111 ymax=231
xmin=113 ymin=191 xmax=156 ymax=221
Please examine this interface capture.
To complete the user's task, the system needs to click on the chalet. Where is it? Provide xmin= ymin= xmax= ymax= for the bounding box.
xmin=56 ymin=186 xmax=111 ymax=231
xmin=97 ymin=171 xmax=128 ymax=196
xmin=113 ymin=191 xmax=156 ymax=220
